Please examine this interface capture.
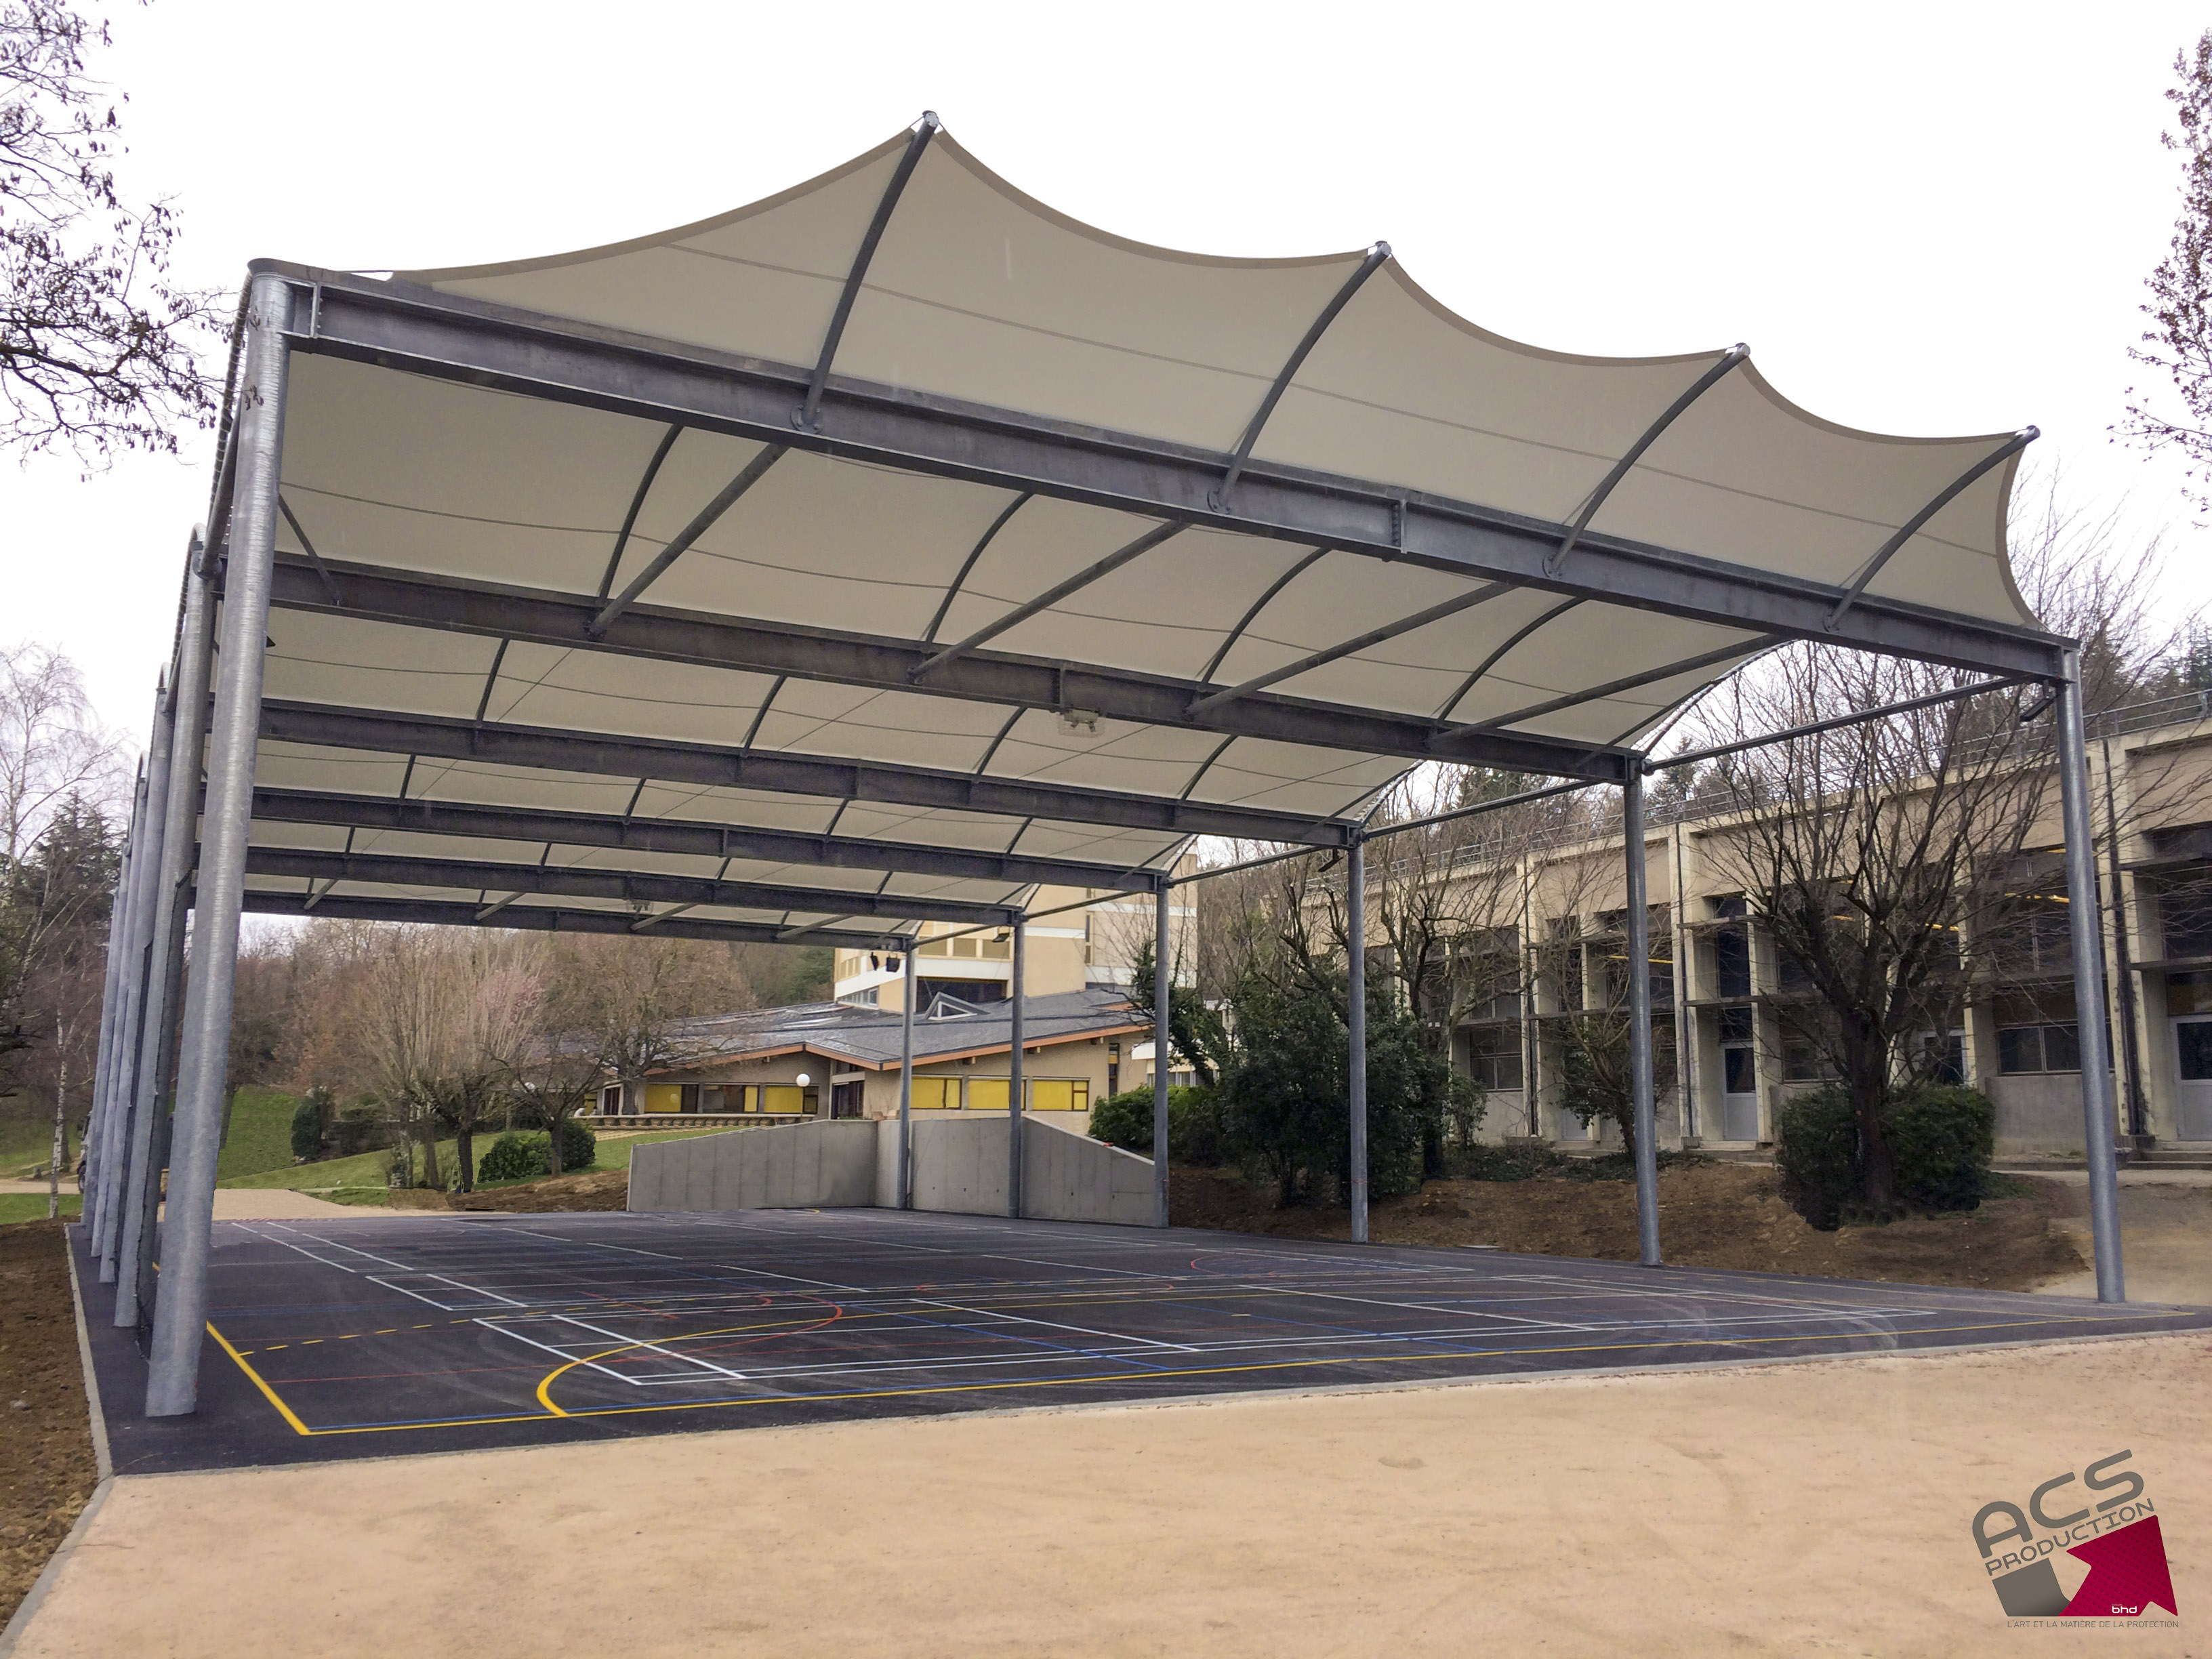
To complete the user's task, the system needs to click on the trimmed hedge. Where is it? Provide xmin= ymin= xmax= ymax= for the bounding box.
xmin=1776 ymin=1082 xmax=1995 ymax=1229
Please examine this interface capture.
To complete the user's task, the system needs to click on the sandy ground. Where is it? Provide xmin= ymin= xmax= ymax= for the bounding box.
xmin=0 ymin=1180 xmax=368 ymax=1220
xmin=13 ymin=1333 xmax=2209 ymax=1658
xmin=2032 ymin=1171 xmax=2212 ymax=1308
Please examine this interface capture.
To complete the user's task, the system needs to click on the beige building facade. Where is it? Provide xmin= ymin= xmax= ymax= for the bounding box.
xmin=1438 ymin=695 xmax=2212 ymax=1161
xmin=829 ymin=870 xmax=1197 ymax=1013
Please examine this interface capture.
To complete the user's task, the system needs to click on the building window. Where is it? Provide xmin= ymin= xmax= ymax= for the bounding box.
xmin=1780 ymin=1029 xmax=1834 ymax=1082
xmin=1465 ymin=1023 xmax=1523 ymax=1091
xmin=1985 ymin=859 xmax=2074 ymax=977
xmin=1912 ymin=1031 xmax=1966 ymax=1086
xmin=1714 ymin=897 xmax=1752 ymax=999
xmin=1994 ymin=993 xmax=2080 ymax=1074
xmin=2158 ymin=876 xmax=2212 ymax=961
xmin=1996 ymin=1022 xmax=2081 ymax=1074
xmin=2169 ymin=970 xmax=2212 ymax=1017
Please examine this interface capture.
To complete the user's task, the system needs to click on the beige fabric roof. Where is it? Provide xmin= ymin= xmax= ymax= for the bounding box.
xmin=231 ymin=117 xmax=2045 ymax=935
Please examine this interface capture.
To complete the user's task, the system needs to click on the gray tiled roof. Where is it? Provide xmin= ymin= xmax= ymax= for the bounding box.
xmin=659 ymin=987 xmax=1145 ymax=1071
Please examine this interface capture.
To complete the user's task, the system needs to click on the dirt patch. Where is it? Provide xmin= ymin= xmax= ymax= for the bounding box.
xmin=0 ymin=1221 xmax=97 ymax=1629
xmin=389 ymin=1169 xmax=631 ymax=1214
xmin=1171 ymin=1162 xmax=2085 ymax=1291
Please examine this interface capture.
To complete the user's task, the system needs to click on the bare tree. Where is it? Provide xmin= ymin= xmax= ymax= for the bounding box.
xmin=0 ymin=644 xmax=123 ymax=1099
xmin=1 ymin=0 xmax=223 ymax=461
xmin=442 ymin=931 xmax=543 ymax=1189
xmin=1677 ymin=497 xmax=2200 ymax=1206
xmin=357 ymin=926 xmax=456 ymax=1188
xmin=2119 ymin=28 xmax=2212 ymax=512
xmin=493 ymin=968 xmax=607 ymax=1179
xmin=547 ymin=934 xmax=754 ymax=1162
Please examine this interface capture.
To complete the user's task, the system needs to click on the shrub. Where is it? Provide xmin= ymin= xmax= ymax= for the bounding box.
xmin=556 ymin=1119 xmax=597 ymax=1174
xmin=329 ymin=1103 xmax=387 ymax=1159
xmin=476 ymin=1122 xmax=599 ymax=1184
xmin=1887 ymin=1085 xmax=1994 ymax=1211
xmin=476 ymin=1132 xmax=548 ymax=1183
xmin=1088 ymin=1085 xmax=1224 ymax=1166
xmin=1453 ymin=1143 xmax=1563 ymax=1182
xmin=1775 ymin=1086 xmax=1858 ymax=1230
xmin=1776 ymin=1082 xmax=1996 ymax=1229
xmin=289 ymin=1097 xmax=325 ymax=1162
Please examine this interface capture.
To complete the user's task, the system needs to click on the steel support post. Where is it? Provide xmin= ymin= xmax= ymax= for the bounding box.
xmin=1153 ymin=882 xmax=1171 ymax=1229
xmin=116 ymin=552 xmax=216 ymax=1326
xmin=2055 ymin=651 xmax=2125 ymax=1303
xmin=899 ymin=943 xmax=916 ymax=1209
xmin=106 ymin=726 xmax=173 ymax=1273
xmin=81 ymin=850 xmax=131 ymax=1241
xmin=87 ymin=783 xmax=140 ymax=1249
xmin=94 ymin=767 xmax=151 ymax=1275
xmin=1347 ymin=834 xmax=1368 ymax=1244
xmin=1007 ymin=920 xmax=1024 ymax=1219
xmin=110 ymin=668 xmax=182 ymax=1324
xmin=1622 ymin=760 xmax=1662 ymax=1267
xmin=147 ymin=273 xmax=291 ymax=1416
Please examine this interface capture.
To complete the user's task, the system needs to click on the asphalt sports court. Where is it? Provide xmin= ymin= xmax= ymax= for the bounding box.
xmin=72 ymin=1209 xmax=2212 ymax=1475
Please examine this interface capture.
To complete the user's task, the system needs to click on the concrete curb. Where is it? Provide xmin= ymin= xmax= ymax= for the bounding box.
xmin=0 ymin=1481 xmax=112 ymax=1657
xmin=1 ymin=1227 xmax=119 ymax=1656
xmin=60 ymin=1227 xmax=112 ymax=1481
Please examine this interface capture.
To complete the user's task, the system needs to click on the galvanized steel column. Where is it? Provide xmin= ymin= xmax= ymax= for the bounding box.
xmin=147 ymin=272 xmax=292 ymax=1416
xmin=899 ymin=941 xmax=915 ymax=1208
xmin=1153 ymin=882 xmax=1170 ymax=1228
xmin=109 ymin=670 xmax=181 ymax=1319
xmin=2056 ymin=651 xmax=2125 ymax=1303
xmin=1347 ymin=834 xmax=1368 ymax=1244
xmin=94 ymin=763 xmax=151 ymax=1275
xmin=116 ymin=550 xmax=217 ymax=1327
xmin=81 ymin=842 xmax=133 ymax=1241
xmin=1623 ymin=759 xmax=1662 ymax=1267
xmin=1007 ymin=918 xmax=1024 ymax=1218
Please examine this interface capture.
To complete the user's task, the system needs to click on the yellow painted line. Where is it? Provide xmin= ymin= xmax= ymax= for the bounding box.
xmin=535 ymin=1309 xmax=851 ymax=1416
xmin=212 ymin=1307 xmax=2198 ymax=1442
xmin=205 ymin=1322 xmax=313 ymax=1438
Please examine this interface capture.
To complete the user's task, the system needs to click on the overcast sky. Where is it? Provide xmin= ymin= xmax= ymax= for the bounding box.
xmin=9 ymin=0 xmax=2211 ymax=739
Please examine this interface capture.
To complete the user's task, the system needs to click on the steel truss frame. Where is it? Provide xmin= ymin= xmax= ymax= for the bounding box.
xmin=87 ymin=249 xmax=2124 ymax=1432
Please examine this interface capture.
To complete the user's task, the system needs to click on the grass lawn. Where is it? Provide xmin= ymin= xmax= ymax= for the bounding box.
xmin=218 ymin=1124 xmax=727 ymax=1203
xmin=0 ymin=1104 xmax=65 ymax=1181
xmin=0 ymin=1193 xmax=81 ymax=1223
xmin=216 ymin=1088 xmax=302 ymax=1181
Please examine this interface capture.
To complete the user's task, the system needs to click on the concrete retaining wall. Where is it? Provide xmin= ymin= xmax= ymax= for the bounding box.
xmin=629 ymin=1114 xmax=1153 ymax=1227
xmin=626 ymin=1120 xmax=878 ymax=1212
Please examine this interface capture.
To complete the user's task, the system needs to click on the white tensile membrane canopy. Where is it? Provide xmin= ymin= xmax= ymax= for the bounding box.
xmin=224 ymin=117 xmax=2055 ymax=944
xmin=104 ymin=121 xmax=2142 ymax=1431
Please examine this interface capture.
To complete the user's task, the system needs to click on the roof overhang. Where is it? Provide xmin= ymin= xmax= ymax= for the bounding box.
xmin=174 ymin=117 xmax=2065 ymax=940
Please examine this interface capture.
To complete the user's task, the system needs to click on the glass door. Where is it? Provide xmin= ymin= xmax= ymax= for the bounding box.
xmin=1719 ymin=1006 xmax=1759 ymax=1141
xmin=2173 ymin=1017 xmax=2212 ymax=1141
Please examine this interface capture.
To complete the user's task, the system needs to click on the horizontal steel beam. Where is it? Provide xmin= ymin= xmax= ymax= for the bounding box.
xmin=241 ymin=845 xmax=1022 ymax=924
xmin=238 ymin=886 xmax=907 ymax=947
xmin=247 ymin=785 xmax=1164 ymax=892
xmin=267 ymin=558 xmax=1623 ymax=782
xmin=255 ymin=700 xmax=1355 ymax=846
xmin=264 ymin=266 xmax=2069 ymax=682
